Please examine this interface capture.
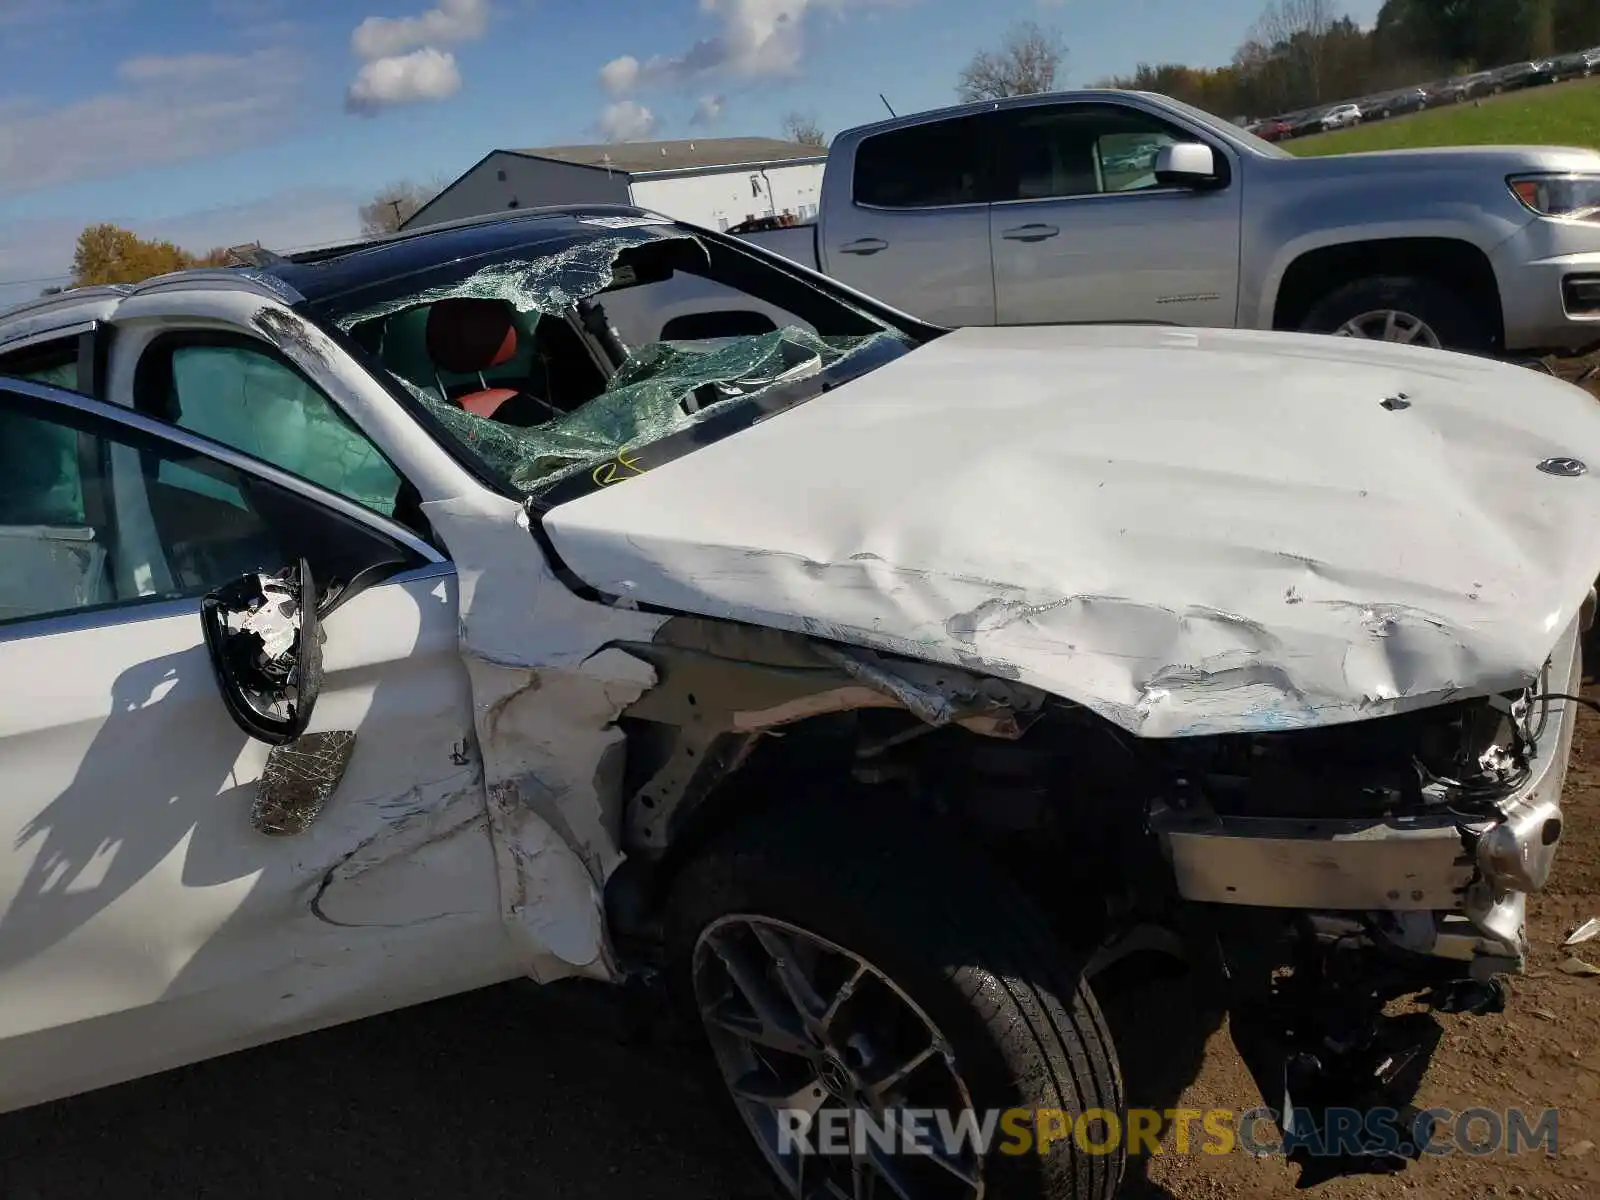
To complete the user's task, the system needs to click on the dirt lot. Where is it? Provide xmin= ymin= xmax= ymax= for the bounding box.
xmin=3 ymin=363 xmax=1600 ymax=1199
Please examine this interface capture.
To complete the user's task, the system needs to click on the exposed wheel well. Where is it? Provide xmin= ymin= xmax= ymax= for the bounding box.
xmin=1271 ymin=238 xmax=1504 ymax=351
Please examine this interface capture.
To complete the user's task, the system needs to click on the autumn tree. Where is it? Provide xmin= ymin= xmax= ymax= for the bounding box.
xmin=781 ymin=111 xmax=828 ymax=148
xmin=957 ymin=21 xmax=1066 ymax=102
xmin=359 ymin=180 xmax=442 ymax=237
xmin=71 ymin=224 xmax=209 ymax=287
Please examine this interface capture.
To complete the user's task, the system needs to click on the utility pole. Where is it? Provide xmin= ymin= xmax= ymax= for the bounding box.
xmin=388 ymin=198 xmax=405 ymax=227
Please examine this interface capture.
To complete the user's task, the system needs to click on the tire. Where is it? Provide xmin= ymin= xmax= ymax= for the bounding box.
xmin=665 ymin=794 xmax=1124 ymax=1200
xmin=1298 ymin=273 xmax=1495 ymax=355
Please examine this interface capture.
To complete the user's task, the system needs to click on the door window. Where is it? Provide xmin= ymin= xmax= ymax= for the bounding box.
xmin=136 ymin=337 xmax=403 ymax=518
xmin=852 ymin=115 xmax=996 ymax=209
xmin=992 ymin=104 xmax=1189 ymax=201
xmin=0 ymin=387 xmax=420 ymax=625
xmin=0 ymin=336 xmax=84 ymax=393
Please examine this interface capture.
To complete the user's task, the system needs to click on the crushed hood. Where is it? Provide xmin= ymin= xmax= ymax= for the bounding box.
xmin=543 ymin=324 xmax=1600 ymax=737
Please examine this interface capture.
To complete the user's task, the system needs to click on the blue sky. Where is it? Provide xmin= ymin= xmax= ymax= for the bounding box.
xmin=0 ymin=0 xmax=1382 ymax=304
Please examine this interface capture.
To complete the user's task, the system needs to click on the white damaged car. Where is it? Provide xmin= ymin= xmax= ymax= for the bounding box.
xmin=1 ymin=206 xmax=1598 ymax=1198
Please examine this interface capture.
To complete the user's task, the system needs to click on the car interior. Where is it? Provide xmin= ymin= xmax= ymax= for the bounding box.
xmin=342 ymin=239 xmax=808 ymax=435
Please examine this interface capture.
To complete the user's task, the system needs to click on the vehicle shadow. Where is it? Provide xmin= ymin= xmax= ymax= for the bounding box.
xmin=0 ymin=643 xmax=256 ymax=976
xmin=0 ymin=980 xmax=775 ymax=1200
xmin=1092 ymin=951 xmax=1229 ymax=1200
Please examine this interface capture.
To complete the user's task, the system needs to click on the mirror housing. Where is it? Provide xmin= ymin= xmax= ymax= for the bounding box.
xmin=200 ymin=560 xmax=325 ymax=746
xmin=1154 ymin=143 xmax=1221 ymax=189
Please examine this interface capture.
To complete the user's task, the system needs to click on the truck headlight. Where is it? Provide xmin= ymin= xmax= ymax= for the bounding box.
xmin=1509 ymin=174 xmax=1600 ymax=221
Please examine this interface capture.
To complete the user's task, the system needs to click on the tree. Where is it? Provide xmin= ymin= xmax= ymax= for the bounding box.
xmin=781 ymin=111 xmax=828 ymax=148
xmin=71 ymin=224 xmax=201 ymax=287
xmin=1248 ymin=0 xmax=1343 ymax=104
xmin=359 ymin=180 xmax=441 ymax=237
xmin=957 ymin=21 xmax=1066 ymax=102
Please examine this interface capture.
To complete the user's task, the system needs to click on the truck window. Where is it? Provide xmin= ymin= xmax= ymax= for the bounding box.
xmin=852 ymin=115 xmax=995 ymax=209
xmin=992 ymin=104 xmax=1189 ymax=201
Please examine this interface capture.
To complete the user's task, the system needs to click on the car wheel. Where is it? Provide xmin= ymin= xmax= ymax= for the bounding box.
xmin=1299 ymin=274 xmax=1494 ymax=354
xmin=666 ymin=794 xmax=1124 ymax=1200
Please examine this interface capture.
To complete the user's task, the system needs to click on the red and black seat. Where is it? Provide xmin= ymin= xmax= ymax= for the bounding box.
xmin=424 ymin=298 xmax=543 ymax=423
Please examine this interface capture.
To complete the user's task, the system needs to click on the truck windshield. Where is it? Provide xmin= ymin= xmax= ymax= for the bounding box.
xmin=312 ymin=221 xmax=916 ymax=500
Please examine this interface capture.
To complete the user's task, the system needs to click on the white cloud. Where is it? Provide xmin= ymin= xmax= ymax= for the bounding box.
xmin=350 ymin=0 xmax=489 ymax=59
xmin=597 ymin=99 xmax=658 ymax=142
xmin=597 ymin=0 xmax=906 ymax=96
xmin=346 ymin=46 xmax=463 ymax=113
xmin=0 ymin=46 xmax=308 ymax=198
xmin=599 ymin=54 xmax=641 ymax=96
xmin=0 ymin=185 xmax=363 ymax=310
xmin=690 ymin=93 xmax=726 ymax=124
xmin=344 ymin=0 xmax=489 ymax=115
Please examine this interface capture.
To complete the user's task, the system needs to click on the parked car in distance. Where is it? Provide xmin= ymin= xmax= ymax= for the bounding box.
xmin=734 ymin=88 xmax=1600 ymax=360
xmin=1319 ymin=102 xmax=1364 ymax=130
xmin=1376 ymin=86 xmax=1429 ymax=117
xmin=1550 ymin=49 xmax=1600 ymax=81
xmin=1248 ymin=116 xmax=1292 ymax=142
xmin=4 ymin=204 xmax=1600 ymax=1200
xmin=1492 ymin=60 xmax=1555 ymax=91
xmin=1436 ymin=70 xmax=1496 ymax=102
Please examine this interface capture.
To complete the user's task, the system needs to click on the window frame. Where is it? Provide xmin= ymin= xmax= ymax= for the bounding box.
xmin=988 ymin=100 xmax=1234 ymax=209
xmin=849 ymin=111 xmax=1001 ymax=213
xmin=130 ymin=328 xmax=412 ymax=523
xmin=0 ymin=376 xmax=444 ymax=636
xmin=0 ymin=322 xmax=110 ymax=398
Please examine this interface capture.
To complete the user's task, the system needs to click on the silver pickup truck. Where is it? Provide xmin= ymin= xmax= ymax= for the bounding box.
xmin=739 ymin=89 xmax=1600 ymax=358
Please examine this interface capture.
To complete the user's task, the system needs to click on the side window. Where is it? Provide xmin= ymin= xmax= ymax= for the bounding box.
xmin=993 ymin=104 xmax=1188 ymax=202
xmin=0 ymin=336 xmax=83 ymax=393
xmin=137 ymin=337 xmax=403 ymax=518
xmin=852 ymin=115 xmax=995 ymax=209
xmin=0 ymin=389 xmax=419 ymax=625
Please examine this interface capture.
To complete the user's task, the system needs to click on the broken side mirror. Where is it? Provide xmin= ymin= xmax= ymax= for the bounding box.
xmin=200 ymin=560 xmax=325 ymax=746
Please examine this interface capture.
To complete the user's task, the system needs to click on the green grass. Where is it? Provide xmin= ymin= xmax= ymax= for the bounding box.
xmin=1291 ymin=75 xmax=1600 ymax=155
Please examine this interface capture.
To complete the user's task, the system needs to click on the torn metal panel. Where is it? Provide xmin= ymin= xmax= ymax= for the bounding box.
xmin=542 ymin=324 xmax=1600 ymax=737
xmin=418 ymin=493 xmax=664 ymax=981
xmin=467 ymin=648 xmax=656 ymax=885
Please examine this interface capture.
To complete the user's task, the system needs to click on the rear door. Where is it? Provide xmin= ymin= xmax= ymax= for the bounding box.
xmin=0 ymin=381 xmax=510 ymax=1113
xmin=822 ymin=113 xmax=999 ymax=326
xmin=988 ymin=99 xmax=1242 ymax=328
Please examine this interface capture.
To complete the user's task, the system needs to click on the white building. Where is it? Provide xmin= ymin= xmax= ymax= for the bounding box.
xmin=403 ymin=138 xmax=827 ymax=234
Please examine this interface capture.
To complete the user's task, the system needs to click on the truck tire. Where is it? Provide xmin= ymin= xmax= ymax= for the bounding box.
xmin=665 ymin=794 xmax=1124 ymax=1200
xmin=1299 ymin=274 xmax=1494 ymax=354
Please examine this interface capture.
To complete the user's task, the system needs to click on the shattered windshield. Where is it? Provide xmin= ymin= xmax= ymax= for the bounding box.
xmin=314 ymin=221 xmax=913 ymax=498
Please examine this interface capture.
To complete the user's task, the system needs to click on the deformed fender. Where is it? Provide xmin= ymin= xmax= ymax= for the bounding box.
xmin=420 ymin=493 xmax=665 ymax=983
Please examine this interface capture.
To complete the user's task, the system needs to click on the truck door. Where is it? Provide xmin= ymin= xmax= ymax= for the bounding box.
xmin=821 ymin=113 xmax=998 ymax=327
xmin=987 ymin=100 xmax=1242 ymax=328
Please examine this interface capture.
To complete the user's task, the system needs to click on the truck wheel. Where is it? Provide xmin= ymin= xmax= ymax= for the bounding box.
xmin=1299 ymin=274 xmax=1493 ymax=354
xmin=665 ymin=796 xmax=1124 ymax=1200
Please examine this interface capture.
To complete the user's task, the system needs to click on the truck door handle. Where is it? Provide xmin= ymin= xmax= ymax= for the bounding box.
xmin=839 ymin=238 xmax=888 ymax=256
xmin=1002 ymin=224 xmax=1060 ymax=243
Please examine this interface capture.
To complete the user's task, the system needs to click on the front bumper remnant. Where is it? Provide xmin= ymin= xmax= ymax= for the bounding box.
xmin=1153 ymin=622 xmax=1581 ymax=975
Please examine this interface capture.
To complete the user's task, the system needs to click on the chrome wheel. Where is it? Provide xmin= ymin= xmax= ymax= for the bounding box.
xmin=693 ymin=914 xmax=983 ymax=1199
xmin=1333 ymin=308 xmax=1443 ymax=348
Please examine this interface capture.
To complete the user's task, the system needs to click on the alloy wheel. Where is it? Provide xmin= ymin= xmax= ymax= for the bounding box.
xmin=693 ymin=914 xmax=984 ymax=1200
xmin=1333 ymin=308 xmax=1443 ymax=349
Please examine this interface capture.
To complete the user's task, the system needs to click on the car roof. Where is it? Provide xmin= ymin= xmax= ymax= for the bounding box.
xmin=0 ymin=204 xmax=679 ymax=335
xmin=259 ymin=204 xmax=676 ymax=307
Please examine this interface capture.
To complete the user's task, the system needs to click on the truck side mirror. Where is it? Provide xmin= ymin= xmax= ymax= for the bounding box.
xmin=200 ymin=560 xmax=325 ymax=746
xmin=1154 ymin=143 xmax=1221 ymax=189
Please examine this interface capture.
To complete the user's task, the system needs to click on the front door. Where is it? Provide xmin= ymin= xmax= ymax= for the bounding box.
xmin=0 ymin=382 xmax=512 ymax=1112
xmin=988 ymin=100 xmax=1243 ymax=328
